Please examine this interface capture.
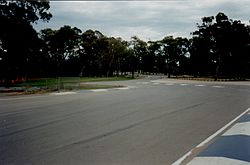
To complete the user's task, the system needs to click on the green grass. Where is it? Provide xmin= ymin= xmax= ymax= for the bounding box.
xmin=79 ymin=76 xmax=133 ymax=82
xmin=14 ymin=76 xmax=133 ymax=89
xmin=78 ymin=84 xmax=123 ymax=90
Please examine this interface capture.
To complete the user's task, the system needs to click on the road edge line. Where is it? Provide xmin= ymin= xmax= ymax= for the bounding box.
xmin=172 ymin=107 xmax=250 ymax=165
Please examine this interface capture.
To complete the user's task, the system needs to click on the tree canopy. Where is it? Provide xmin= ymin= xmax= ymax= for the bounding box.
xmin=191 ymin=12 xmax=250 ymax=79
xmin=0 ymin=5 xmax=250 ymax=87
xmin=0 ymin=0 xmax=52 ymax=85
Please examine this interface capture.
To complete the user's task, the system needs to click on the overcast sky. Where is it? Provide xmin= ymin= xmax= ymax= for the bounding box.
xmin=34 ymin=0 xmax=250 ymax=41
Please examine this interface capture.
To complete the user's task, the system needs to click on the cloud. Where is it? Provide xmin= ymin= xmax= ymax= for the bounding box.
xmin=34 ymin=0 xmax=250 ymax=41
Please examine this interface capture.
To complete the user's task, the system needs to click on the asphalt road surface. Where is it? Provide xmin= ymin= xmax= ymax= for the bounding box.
xmin=1 ymin=77 xmax=250 ymax=165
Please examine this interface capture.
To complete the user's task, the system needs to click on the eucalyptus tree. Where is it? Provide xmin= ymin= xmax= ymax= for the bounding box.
xmin=40 ymin=26 xmax=82 ymax=76
xmin=130 ymin=36 xmax=149 ymax=74
xmin=174 ymin=37 xmax=190 ymax=75
xmin=190 ymin=15 xmax=216 ymax=77
xmin=160 ymin=36 xmax=183 ymax=77
xmin=106 ymin=37 xmax=130 ymax=77
xmin=0 ymin=0 xmax=52 ymax=84
xmin=79 ymin=30 xmax=107 ymax=76
xmin=146 ymin=41 xmax=160 ymax=74
xmin=191 ymin=12 xmax=250 ymax=79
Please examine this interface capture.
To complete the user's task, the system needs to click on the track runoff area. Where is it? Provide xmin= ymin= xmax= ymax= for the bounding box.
xmin=173 ymin=107 xmax=250 ymax=165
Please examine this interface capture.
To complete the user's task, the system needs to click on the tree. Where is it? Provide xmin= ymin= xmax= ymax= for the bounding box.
xmin=105 ymin=37 xmax=129 ymax=77
xmin=190 ymin=15 xmax=216 ymax=77
xmin=130 ymin=36 xmax=148 ymax=74
xmin=146 ymin=41 xmax=160 ymax=74
xmin=40 ymin=26 xmax=82 ymax=76
xmin=175 ymin=37 xmax=190 ymax=75
xmin=160 ymin=36 xmax=182 ymax=77
xmin=39 ymin=28 xmax=57 ymax=76
xmin=0 ymin=0 xmax=52 ymax=85
xmin=191 ymin=12 xmax=250 ymax=79
xmin=79 ymin=30 xmax=107 ymax=77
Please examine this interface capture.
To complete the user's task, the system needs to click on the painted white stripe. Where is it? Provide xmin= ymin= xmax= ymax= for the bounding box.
xmin=195 ymin=84 xmax=206 ymax=87
xmin=180 ymin=84 xmax=188 ymax=86
xmin=212 ymin=86 xmax=224 ymax=88
xmin=222 ymin=122 xmax=250 ymax=136
xmin=51 ymin=92 xmax=76 ymax=95
xmin=187 ymin=157 xmax=249 ymax=165
xmin=115 ymin=87 xmax=130 ymax=90
xmin=172 ymin=151 xmax=193 ymax=165
xmin=89 ymin=89 xmax=108 ymax=92
xmin=172 ymin=107 xmax=250 ymax=165
xmin=196 ymin=108 xmax=250 ymax=148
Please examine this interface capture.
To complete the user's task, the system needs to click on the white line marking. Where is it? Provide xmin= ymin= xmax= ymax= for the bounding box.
xmin=172 ymin=107 xmax=250 ymax=165
xmin=172 ymin=151 xmax=193 ymax=165
xmin=212 ymin=86 xmax=224 ymax=88
xmin=51 ymin=92 xmax=76 ymax=95
xmin=222 ymin=122 xmax=250 ymax=136
xmin=89 ymin=89 xmax=108 ymax=92
xmin=115 ymin=87 xmax=130 ymax=90
xmin=196 ymin=108 xmax=250 ymax=148
xmin=195 ymin=84 xmax=206 ymax=87
xmin=187 ymin=157 xmax=249 ymax=165
xmin=180 ymin=84 xmax=188 ymax=86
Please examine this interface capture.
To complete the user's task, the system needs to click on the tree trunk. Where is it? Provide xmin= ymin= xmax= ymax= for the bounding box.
xmin=168 ymin=72 xmax=171 ymax=78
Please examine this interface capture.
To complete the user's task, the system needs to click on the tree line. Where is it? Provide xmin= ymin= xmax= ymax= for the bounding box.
xmin=1 ymin=1 xmax=250 ymax=86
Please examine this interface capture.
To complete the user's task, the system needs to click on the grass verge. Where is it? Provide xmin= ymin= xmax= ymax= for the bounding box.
xmin=0 ymin=76 xmax=130 ymax=95
xmin=14 ymin=76 xmax=133 ymax=88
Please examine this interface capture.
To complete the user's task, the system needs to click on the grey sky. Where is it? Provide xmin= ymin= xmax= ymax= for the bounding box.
xmin=34 ymin=0 xmax=250 ymax=41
